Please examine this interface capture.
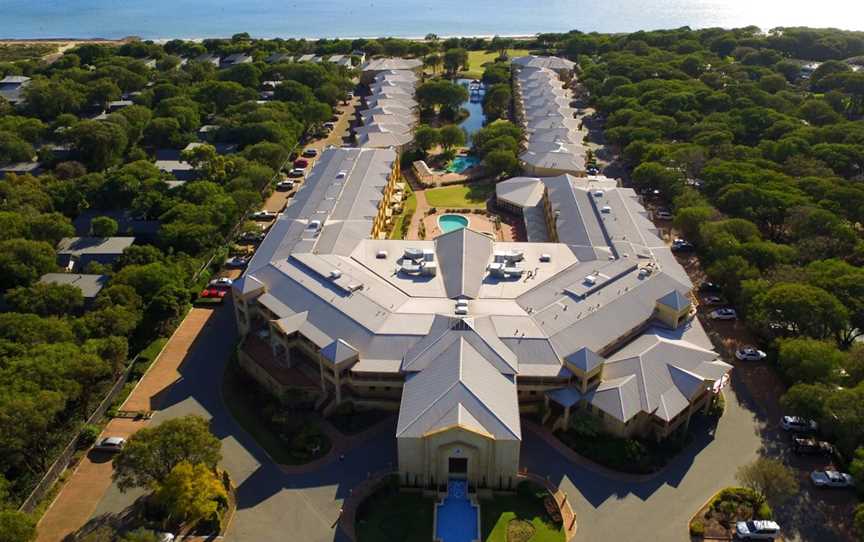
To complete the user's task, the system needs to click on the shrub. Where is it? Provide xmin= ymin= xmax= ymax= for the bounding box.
xmin=756 ymin=502 xmax=773 ymax=519
xmin=78 ymin=424 xmax=101 ymax=448
xmin=689 ymin=519 xmax=705 ymax=536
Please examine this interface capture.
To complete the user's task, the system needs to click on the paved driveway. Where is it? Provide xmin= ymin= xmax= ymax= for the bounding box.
xmin=88 ymin=301 xmax=397 ymax=542
xmin=522 ymin=373 xmax=764 ymax=542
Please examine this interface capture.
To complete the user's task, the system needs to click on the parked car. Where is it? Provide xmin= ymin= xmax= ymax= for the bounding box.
xmin=200 ymin=287 xmax=227 ymax=299
xmin=655 ymin=209 xmax=673 ymax=220
xmin=293 ymin=158 xmax=309 ymax=168
xmin=323 ymin=122 xmax=336 ymax=130
xmin=811 ymin=470 xmax=854 ymax=488
xmin=225 ymin=256 xmax=249 ymax=269
xmin=586 ymin=166 xmax=600 ymax=175
xmin=251 ymin=210 xmax=277 ymax=220
xmin=736 ymin=520 xmax=780 ymax=540
xmin=735 ymin=347 xmax=767 ymax=361
xmin=276 ymin=180 xmax=295 ymax=190
xmin=702 ymin=295 xmax=723 ymax=305
xmin=671 ymin=238 xmax=695 ymax=252
xmin=792 ymin=436 xmax=834 ymax=455
xmin=93 ymin=436 xmax=126 ymax=453
xmin=238 ymin=230 xmax=265 ymax=243
xmin=156 ymin=534 xmax=175 ymax=542
xmin=302 ymin=148 xmax=318 ymax=158
xmin=288 ymin=168 xmax=305 ymax=178
xmin=209 ymin=277 xmax=233 ymax=288
xmin=699 ymin=281 xmax=722 ymax=293
xmin=709 ymin=308 xmax=737 ymax=320
xmin=781 ymin=415 xmax=818 ymax=433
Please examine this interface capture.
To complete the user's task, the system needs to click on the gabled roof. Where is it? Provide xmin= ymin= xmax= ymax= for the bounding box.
xmin=402 ymin=318 xmax=518 ymax=375
xmin=587 ymin=375 xmax=641 ymax=423
xmin=435 ymin=228 xmax=493 ymax=299
xmin=396 ymin=336 xmax=521 ymax=440
xmin=657 ymin=290 xmax=691 ymax=311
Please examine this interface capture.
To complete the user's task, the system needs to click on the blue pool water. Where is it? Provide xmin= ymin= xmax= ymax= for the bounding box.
xmin=436 ymin=480 xmax=479 ymax=542
xmin=439 ymin=214 xmax=469 ymax=233
xmin=446 ymin=156 xmax=481 ymax=174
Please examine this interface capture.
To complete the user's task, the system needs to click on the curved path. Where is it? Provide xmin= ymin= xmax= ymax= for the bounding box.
xmin=82 ymin=297 xmax=766 ymax=542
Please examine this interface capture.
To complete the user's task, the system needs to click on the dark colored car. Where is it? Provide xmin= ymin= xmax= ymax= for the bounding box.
xmin=699 ymin=281 xmax=722 ymax=293
xmin=293 ymin=158 xmax=309 ymax=168
xmin=792 ymin=437 xmax=833 ymax=456
xmin=302 ymin=148 xmax=318 ymax=158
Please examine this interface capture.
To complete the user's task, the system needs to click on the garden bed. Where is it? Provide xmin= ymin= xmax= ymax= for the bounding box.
xmin=222 ymin=358 xmax=331 ymax=465
xmin=689 ymin=487 xmax=772 ymax=539
xmin=555 ymin=427 xmax=692 ymax=474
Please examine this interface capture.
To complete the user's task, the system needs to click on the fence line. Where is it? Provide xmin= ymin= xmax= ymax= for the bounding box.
xmin=18 ymin=353 xmax=140 ymax=514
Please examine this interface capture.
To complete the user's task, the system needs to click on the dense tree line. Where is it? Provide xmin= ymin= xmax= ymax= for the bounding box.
xmin=0 ymin=36 xmax=355 ymax=514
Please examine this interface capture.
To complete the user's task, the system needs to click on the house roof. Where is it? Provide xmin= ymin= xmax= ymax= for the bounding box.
xmin=496 ymin=177 xmax=546 ymax=208
xmin=362 ymin=58 xmax=423 ymax=72
xmin=56 ymin=236 xmax=135 ymax=256
xmin=657 ymin=290 xmax=691 ymax=311
xmin=512 ymin=55 xmax=576 ymax=72
xmin=39 ymin=273 xmax=108 ymax=298
xmin=565 ymin=347 xmax=604 ymax=373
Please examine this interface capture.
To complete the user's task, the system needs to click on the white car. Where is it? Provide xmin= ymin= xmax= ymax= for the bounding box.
xmin=276 ymin=180 xmax=295 ymax=190
xmin=251 ymin=210 xmax=277 ymax=220
xmin=709 ymin=308 xmax=737 ymax=320
xmin=93 ymin=436 xmax=125 ymax=453
xmin=209 ymin=277 xmax=233 ymax=288
xmin=736 ymin=520 xmax=780 ymax=539
xmin=781 ymin=415 xmax=818 ymax=433
xmin=288 ymin=168 xmax=306 ymax=178
xmin=735 ymin=347 xmax=767 ymax=361
xmin=810 ymin=470 xmax=854 ymax=488
xmin=224 ymin=256 xmax=249 ymax=269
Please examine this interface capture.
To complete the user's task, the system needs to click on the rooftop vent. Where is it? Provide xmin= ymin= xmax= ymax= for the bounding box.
xmin=376 ymin=250 xmax=388 ymax=259
xmin=593 ymin=190 xmax=605 ymax=197
xmin=307 ymin=220 xmax=322 ymax=231
xmin=404 ymin=247 xmax=423 ymax=261
xmin=600 ymin=206 xmax=612 ymax=214
xmin=584 ymin=274 xmax=597 ymax=286
xmin=329 ymin=270 xmax=342 ymax=280
xmin=539 ymin=253 xmax=552 ymax=262
xmin=336 ymin=171 xmax=347 ymax=179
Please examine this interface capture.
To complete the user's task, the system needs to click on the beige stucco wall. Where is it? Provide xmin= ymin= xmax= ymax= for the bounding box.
xmin=398 ymin=426 xmax=519 ymax=489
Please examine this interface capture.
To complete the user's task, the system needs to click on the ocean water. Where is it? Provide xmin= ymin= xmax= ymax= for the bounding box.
xmin=1 ymin=0 xmax=863 ymax=40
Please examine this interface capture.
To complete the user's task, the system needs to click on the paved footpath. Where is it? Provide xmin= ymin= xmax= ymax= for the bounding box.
xmin=35 ymin=308 xmax=218 ymax=542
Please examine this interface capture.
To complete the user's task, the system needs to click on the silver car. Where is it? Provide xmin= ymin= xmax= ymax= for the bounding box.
xmin=93 ymin=436 xmax=125 ymax=453
xmin=810 ymin=470 xmax=854 ymax=488
xmin=736 ymin=520 xmax=780 ymax=539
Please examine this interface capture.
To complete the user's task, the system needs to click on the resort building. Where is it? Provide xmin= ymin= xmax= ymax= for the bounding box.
xmin=232 ymin=147 xmax=731 ymax=489
xmin=359 ymin=57 xmax=423 ymax=84
xmin=355 ymin=67 xmax=418 ymax=150
xmin=56 ymin=236 xmax=135 ymax=272
xmin=513 ymin=56 xmax=587 ymax=177
xmin=39 ymin=273 xmax=108 ymax=304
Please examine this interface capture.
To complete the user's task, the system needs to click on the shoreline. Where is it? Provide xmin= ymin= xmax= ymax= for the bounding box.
xmin=0 ymin=33 xmax=540 ymax=44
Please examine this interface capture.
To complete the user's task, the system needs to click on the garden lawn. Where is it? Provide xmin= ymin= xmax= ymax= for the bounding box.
xmin=460 ymin=49 xmax=532 ymax=78
xmin=356 ymin=488 xmax=434 ymax=542
xmin=481 ymin=485 xmax=565 ymax=542
xmin=425 ymin=183 xmax=494 ymax=209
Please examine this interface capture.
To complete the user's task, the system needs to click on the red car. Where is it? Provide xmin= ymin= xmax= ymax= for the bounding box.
xmin=200 ymin=288 xmax=227 ymax=299
xmin=293 ymin=158 xmax=309 ymax=168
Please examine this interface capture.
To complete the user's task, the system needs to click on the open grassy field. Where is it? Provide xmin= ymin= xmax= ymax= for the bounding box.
xmin=460 ymin=49 xmax=532 ymax=78
xmin=0 ymin=43 xmax=58 ymax=62
xmin=424 ymin=182 xmax=495 ymax=209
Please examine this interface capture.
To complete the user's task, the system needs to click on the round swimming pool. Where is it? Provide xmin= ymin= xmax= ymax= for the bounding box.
xmin=438 ymin=214 xmax=469 ymax=233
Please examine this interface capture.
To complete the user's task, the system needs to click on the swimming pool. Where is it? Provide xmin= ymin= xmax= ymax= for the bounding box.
xmin=435 ymin=480 xmax=479 ymax=542
xmin=438 ymin=214 xmax=469 ymax=233
xmin=446 ymin=155 xmax=480 ymax=173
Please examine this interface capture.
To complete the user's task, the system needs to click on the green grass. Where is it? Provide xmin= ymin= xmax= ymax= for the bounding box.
xmin=389 ymin=183 xmax=417 ymax=240
xmin=481 ymin=483 xmax=565 ymax=542
xmin=221 ymin=360 xmax=331 ymax=465
xmin=356 ymin=486 xmax=434 ymax=542
xmin=460 ymin=49 xmax=532 ymax=78
xmin=425 ymin=183 xmax=494 ymax=209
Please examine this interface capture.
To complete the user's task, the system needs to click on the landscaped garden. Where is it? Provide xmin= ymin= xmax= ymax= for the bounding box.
xmin=355 ymin=477 xmax=435 ymax=542
xmin=480 ymin=481 xmax=566 ymax=542
xmin=689 ymin=487 xmax=772 ymax=539
xmin=326 ymin=402 xmax=392 ymax=435
xmin=460 ymin=49 xmax=531 ymax=78
xmin=424 ymin=182 xmax=495 ymax=208
xmin=389 ymin=182 xmax=417 ymax=240
xmin=222 ymin=356 xmax=331 ymax=465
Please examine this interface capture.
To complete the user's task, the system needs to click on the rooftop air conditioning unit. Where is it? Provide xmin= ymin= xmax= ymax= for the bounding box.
xmin=600 ymin=206 xmax=612 ymax=213
xmin=329 ymin=270 xmax=342 ymax=279
xmin=584 ymin=275 xmax=597 ymax=286
xmin=540 ymin=254 xmax=551 ymax=262
xmin=376 ymin=250 xmax=388 ymax=259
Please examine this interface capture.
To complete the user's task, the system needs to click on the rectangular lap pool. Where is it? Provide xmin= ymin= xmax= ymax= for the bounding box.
xmin=435 ymin=479 xmax=479 ymax=542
